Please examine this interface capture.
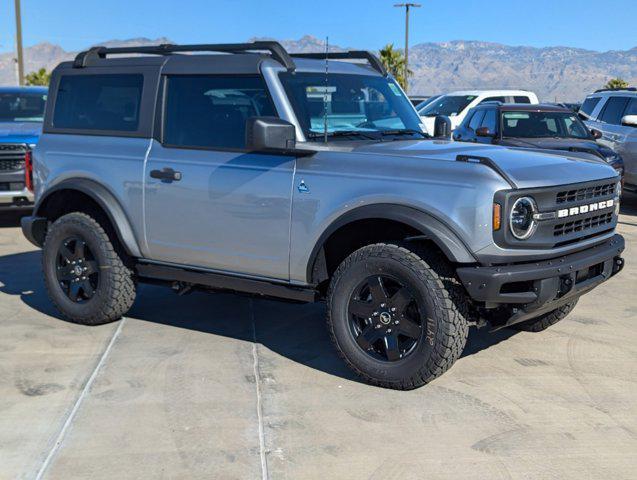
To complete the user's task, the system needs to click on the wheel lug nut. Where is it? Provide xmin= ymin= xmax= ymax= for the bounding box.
xmin=387 ymin=328 xmax=392 ymax=333
xmin=373 ymin=311 xmax=378 ymax=316
xmin=394 ymin=320 xmax=400 ymax=325
xmin=380 ymin=303 xmax=386 ymax=308
xmin=391 ymin=307 xmax=396 ymax=312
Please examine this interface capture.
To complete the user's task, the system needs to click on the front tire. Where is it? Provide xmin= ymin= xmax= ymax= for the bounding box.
xmin=42 ymin=212 xmax=136 ymax=325
xmin=326 ymin=243 xmax=469 ymax=390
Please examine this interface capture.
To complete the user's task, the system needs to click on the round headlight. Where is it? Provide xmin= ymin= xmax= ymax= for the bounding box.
xmin=510 ymin=197 xmax=538 ymax=240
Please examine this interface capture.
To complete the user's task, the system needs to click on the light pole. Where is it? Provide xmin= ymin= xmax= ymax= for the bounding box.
xmin=394 ymin=3 xmax=421 ymax=93
xmin=14 ymin=0 xmax=25 ymax=85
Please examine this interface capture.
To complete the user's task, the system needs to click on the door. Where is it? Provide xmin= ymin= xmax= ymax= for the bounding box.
xmin=143 ymin=74 xmax=295 ymax=280
xmin=619 ymin=98 xmax=637 ymax=185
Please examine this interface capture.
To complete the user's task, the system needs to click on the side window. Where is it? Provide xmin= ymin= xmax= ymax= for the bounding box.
xmin=624 ymin=98 xmax=637 ymax=117
xmin=480 ymin=96 xmax=506 ymax=105
xmin=163 ymin=75 xmax=276 ymax=149
xmin=598 ymin=97 xmax=630 ymax=125
xmin=513 ymin=96 xmax=531 ymax=104
xmin=579 ymin=96 xmax=601 ymax=120
xmin=481 ymin=109 xmax=498 ymax=132
xmin=53 ymin=74 xmax=143 ymax=131
xmin=468 ymin=110 xmax=485 ymax=130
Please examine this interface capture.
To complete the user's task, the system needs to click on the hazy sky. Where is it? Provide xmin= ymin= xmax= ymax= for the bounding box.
xmin=1 ymin=0 xmax=636 ymax=53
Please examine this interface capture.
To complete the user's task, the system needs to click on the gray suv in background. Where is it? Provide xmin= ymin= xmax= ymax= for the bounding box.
xmin=580 ymin=88 xmax=637 ymax=191
xmin=22 ymin=42 xmax=625 ymax=389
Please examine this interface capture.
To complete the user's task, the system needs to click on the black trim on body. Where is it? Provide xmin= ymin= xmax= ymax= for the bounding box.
xmin=307 ymin=204 xmax=477 ymax=283
xmin=33 ymin=179 xmax=143 ymax=258
xmin=136 ymin=262 xmax=317 ymax=303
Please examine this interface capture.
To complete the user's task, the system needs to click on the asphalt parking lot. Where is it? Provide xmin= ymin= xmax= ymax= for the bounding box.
xmin=1 ymin=197 xmax=636 ymax=480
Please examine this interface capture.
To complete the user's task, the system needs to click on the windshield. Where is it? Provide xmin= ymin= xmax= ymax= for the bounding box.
xmin=278 ymin=72 xmax=423 ymax=140
xmin=419 ymin=95 xmax=477 ymax=117
xmin=502 ymin=111 xmax=591 ymax=139
xmin=0 ymin=92 xmax=47 ymax=122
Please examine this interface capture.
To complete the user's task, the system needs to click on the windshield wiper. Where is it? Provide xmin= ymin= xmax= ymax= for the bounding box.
xmin=381 ymin=129 xmax=430 ymax=139
xmin=307 ymin=130 xmax=379 ymax=140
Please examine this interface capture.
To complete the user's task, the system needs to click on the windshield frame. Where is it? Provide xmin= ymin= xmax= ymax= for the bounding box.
xmin=0 ymin=91 xmax=47 ymax=123
xmin=500 ymin=109 xmax=593 ymax=140
xmin=277 ymin=71 xmax=424 ymax=142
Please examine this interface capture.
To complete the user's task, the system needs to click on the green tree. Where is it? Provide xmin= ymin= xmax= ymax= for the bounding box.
xmin=603 ymin=78 xmax=629 ymax=90
xmin=25 ymin=68 xmax=51 ymax=86
xmin=379 ymin=43 xmax=412 ymax=90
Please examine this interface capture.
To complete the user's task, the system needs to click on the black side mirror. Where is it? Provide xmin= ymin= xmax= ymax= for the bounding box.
xmin=590 ymin=128 xmax=602 ymax=139
xmin=246 ymin=117 xmax=297 ymax=153
xmin=433 ymin=115 xmax=451 ymax=139
xmin=476 ymin=127 xmax=495 ymax=138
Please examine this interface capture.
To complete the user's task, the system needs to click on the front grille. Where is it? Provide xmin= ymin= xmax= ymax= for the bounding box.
xmin=556 ymin=182 xmax=616 ymax=204
xmin=554 ymin=212 xmax=614 ymax=237
xmin=0 ymin=159 xmax=24 ymax=171
xmin=0 ymin=144 xmax=27 ymax=172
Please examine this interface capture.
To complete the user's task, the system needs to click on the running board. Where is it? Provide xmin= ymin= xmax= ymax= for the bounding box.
xmin=136 ymin=263 xmax=317 ymax=303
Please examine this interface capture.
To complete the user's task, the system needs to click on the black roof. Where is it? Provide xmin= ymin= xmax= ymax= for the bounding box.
xmin=68 ymin=41 xmax=387 ymax=76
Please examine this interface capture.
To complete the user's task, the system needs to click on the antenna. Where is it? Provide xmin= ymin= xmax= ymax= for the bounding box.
xmin=323 ymin=36 xmax=329 ymax=144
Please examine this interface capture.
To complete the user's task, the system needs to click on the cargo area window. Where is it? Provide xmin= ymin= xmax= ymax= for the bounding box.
xmin=162 ymin=75 xmax=276 ymax=149
xmin=579 ymin=97 xmax=601 ymax=120
xmin=52 ymin=74 xmax=143 ymax=131
xmin=598 ymin=97 xmax=630 ymax=125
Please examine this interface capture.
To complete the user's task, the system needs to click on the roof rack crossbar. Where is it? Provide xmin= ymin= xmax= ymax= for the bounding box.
xmin=290 ymin=51 xmax=387 ymax=76
xmin=73 ymin=41 xmax=297 ymax=71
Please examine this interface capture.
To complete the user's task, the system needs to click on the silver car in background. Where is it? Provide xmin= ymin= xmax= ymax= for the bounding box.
xmin=580 ymin=88 xmax=637 ymax=191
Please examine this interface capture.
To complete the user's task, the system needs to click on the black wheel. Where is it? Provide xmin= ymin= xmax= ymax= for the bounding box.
xmin=43 ymin=212 xmax=136 ymax=325
xmin=510 ymin=300 xmax=578 ymax=332
xmin=327 ymin=243 xmax=470 ymax=390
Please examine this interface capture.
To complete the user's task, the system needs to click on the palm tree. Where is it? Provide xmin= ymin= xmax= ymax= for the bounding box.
xmin=379 ymin=44 xmax=412 ymax=90
xmin=603 ymin=78 xmax=630 ymax=90
xmin=25 ymin=68 xmax=51 ymax=86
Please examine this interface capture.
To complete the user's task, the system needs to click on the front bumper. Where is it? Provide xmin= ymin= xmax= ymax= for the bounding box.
xmin=0 ymin=187 xmax=33 ymax=209
xmin=0 ymin=171 xmax=33 ymax=209
xmin=457 ymin=234 xmax=625 ymax=327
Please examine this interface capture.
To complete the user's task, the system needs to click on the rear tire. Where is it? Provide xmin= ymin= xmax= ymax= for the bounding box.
xmin=510 ymin=300 xmax=578 ymax=332
xmin=326 ymin=243 xmax=469 ymax=390
xmin=42 ymin=212 xmax=136 ymax=325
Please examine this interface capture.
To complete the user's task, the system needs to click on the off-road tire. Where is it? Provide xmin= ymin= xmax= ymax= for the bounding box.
xmin=326 ymin=243 xmax=470 ymax=390
xmin=42 ymin=212 xmax=136 ymax=325
xmin=509 ymin=300 xmax=578 ymax=332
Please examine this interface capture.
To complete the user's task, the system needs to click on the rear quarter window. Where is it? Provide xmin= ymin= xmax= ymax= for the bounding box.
xmin=513 ymin=96 xmax=531 ymax=104
xmin=598 ymin=96 xmax=630 ymax=125
xmin=52 ymin=74 xmax=143 ymax=131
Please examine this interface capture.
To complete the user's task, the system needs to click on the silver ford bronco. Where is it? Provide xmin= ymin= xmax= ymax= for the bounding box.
xmin=21 ymin=42 xmax=625 ymax=389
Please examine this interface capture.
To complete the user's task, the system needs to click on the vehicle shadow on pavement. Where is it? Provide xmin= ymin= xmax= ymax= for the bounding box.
xmin=0 ymin=249 xmax=518 ymax=383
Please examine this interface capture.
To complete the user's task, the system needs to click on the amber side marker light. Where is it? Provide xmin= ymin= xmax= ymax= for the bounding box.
xmin=493 ymin=203 xmax=502 ymax=231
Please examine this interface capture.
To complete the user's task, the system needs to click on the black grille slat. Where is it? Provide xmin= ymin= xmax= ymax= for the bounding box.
xmin=556 ymin=182 xmax=615 ymax=204
xmin=0 ymin=144 xmax=27 ymax=172
xmin=554 ymin=213 xmax=614 ymax=237
xmin=0 ymin=159 xmax=25 ymax=171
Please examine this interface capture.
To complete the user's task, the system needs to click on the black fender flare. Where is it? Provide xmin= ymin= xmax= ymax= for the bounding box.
xmin=34 ymin=179 xmax=142 ymax=258
xmin=306 ymin=203 xmax=477 ymax=282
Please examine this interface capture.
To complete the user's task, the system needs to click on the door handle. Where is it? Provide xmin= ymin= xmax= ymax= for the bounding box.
xmin=150 ymin=168 xmax=182 ymax=182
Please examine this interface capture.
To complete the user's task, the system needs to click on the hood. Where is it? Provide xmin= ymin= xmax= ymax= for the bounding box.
xmin=0 ymin=122 xmax=42 ymax=145
xmin=353 ymin=140 xmax=618 ymax=189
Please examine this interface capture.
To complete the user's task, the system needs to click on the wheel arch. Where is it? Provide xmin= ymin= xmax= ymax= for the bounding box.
xmin=306 ymin=204 xmax=476 ymax=285
xmin=34 ymin=179 xmax=142 ymax=258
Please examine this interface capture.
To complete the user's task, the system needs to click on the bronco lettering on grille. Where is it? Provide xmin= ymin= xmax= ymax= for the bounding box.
xmin=557 ymin=199 xmax=614 ymax=219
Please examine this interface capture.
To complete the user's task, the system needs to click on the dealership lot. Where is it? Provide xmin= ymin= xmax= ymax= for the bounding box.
xmin=0 ymin=197 xmax=636 ymax=480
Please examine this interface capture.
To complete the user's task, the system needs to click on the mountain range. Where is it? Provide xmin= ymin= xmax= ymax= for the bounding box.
xmin=1 ymin=35 xmax=636 ymax=101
